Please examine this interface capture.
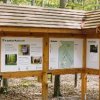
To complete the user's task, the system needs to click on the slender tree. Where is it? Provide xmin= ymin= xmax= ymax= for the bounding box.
xmin=31 ymin=0 xmax=35 ymax=6
xmin=53 ymin=0 xmax=67 ymax=97
xmin=60 ymin=0 xmax=67 ymax=8
xmin=0 ymin=0 xmax=9 ymax=94
xmin=3 ymin=0 xmax=7 ymax=3
xmin=3 ymin=0 xmax=11 ymax=3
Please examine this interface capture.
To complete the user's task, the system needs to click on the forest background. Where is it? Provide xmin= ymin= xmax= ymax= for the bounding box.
xmin=0 ymin=0 xmax=100 ymax=11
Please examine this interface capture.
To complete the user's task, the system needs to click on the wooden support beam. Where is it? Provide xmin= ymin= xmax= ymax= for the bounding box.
xmin=86 ymin=68 xmax=99 ymax=75
xmin=0 ymin=26 xmax=82 ymax=34
xmin=99 ymin=38 xmax=100 ymax=100
xmin=49 ymin=68 xmax=82 ymax=75
xmin=1 ymin=71 xmax=42 ymax=78
xmin=99 ymin=70 xmax=100 ymax=100
xmin=42 ymin=34 xmax=49 ymax=100
xmin=81 ymin=73 xmax=87 ymax=100
xmin=81 ymin=38 xmax=87 ymax=100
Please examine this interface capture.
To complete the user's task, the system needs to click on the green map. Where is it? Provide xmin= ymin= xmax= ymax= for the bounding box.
xmin=58 ymin=41 xmax=74 ymax=68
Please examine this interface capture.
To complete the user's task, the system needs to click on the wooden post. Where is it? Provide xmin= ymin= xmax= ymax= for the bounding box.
xmin=42 ymin=34 xmax=49 ymax=100
xmin=97 ymin=26 xmax=100 ymax=100
xmin=99 ymin=70 xmax=100 ymax=100
xmin=99 ymin=37 xmax=100 ymax=100
xmin=81 ymin=38 xmax=87 ymax=100
xmin=99 ymin=67 xmax=100 ymax=100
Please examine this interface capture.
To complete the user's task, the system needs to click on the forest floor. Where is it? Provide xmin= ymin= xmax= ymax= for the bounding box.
xmin=0 ymin=74 xmax=99 ymax=100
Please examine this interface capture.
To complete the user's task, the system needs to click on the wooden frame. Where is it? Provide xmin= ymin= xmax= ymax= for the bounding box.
xmin=0 ymin=26 xmax=100 ymax=100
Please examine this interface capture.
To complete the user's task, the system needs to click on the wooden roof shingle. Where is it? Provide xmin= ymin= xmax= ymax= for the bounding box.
xmin=0 ymin=4 xmax=99 ymax=29
xmin=84 ymin=9 xmax=100 ymax=29
xmin=0 ymin=4 xmax=85 ymax=29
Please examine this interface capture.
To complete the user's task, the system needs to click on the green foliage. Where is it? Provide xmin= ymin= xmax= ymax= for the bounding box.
xmin=35 ymin=0 xmax=59 ymax=8
xmin=0 ymin=0 xmax=100 ymax=11
xmin=66 ymin=0 xmax=100 ymax=10
xmin=11 ymin=0 xmax=31 ymax=5
xmin=83 ymin=0 xmax=100 ymax=11
xmin=35 ymin=0 xmax=43 ymax=6
xmin=45 ymin=0 xmax=59 ymax=8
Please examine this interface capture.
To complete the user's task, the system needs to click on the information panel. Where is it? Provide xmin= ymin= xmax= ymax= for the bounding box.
xmin=49 ymin=38 xmax=83 ymax=69
xmin=87 ymin=39 xmax=99 ymax=69
xmin=1 ymin=37 xmax=43 ymax=72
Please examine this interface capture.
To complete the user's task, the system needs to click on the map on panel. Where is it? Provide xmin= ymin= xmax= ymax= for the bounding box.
xmin=58 ymin=41 xmax=74 ymax=68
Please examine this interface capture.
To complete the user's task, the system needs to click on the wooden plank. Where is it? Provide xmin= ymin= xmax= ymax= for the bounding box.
xmin=86 ymin=11 xmax=100 ymax=16
xmin=84 ymin=28 xmax=96 ymax=35
xmin=0 ymin=19 xmax=81 ymax=25
xmin=85 ymin=20 xmax=100 ymax=24
xmin=0 ymin=37 xmax=1 ymax=74
xmin=0 ymin=13 xmax=83 ymax=21
xmin=0 ymin=23 xmax=81 ymax=29
xmin=86 ymin=68 xmax=99 ymax=75
xmin=49 ymin=68 xmax=82 ymax=75
xmin=84 ymin=26 xmax=97 ymax=29
xmin=0 ymin=24 xmax=81 ymax=29
xmin=99 ymin=74 xmax=100 ymax=100
xmin=84 ymin=21 xmax=100 ymax=25
xmin=0 ymin=27 xmax=82 ymax=34
xmin=42 ymin=34 xmax=49 ymax=100
xmin=0 ymin=67 xmax=100 ymax=78
xmin=0 ymin=16 xmax=81 ymax=24
xmin=85 ymin=17 xmax=100 ymax=21
xmin=49 ymin=33 xmax=85 ymax=38
xmin=84 ymin=26 xmax=99 ymax=29
xmin=0 ymin=11 xmax=84 ymax=19
xmin=0 ymin=8 xmax=85 ymax=17
xmin=0 ymin=4 xmax=85 ymax=14
xmin=81 ymin=38 xmax=87 ymax=100
xmin=86 ymin=13 xmax=100 ymax=18
xmin=0 ymin=32 xmax=45 ymax=37
xmin=0 ymin=71 xmax=42 ymax=78
xmin=0 ymin=13 xmax=82 ymax=23
xmin=99 ymin=31 xmax=100 ymax=100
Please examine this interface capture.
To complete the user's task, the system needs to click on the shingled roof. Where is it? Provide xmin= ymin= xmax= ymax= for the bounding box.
xmin=84 ymin=9 xmax=100 ymax=29
xmin=0 ymin=4 xmax=99 ymax=29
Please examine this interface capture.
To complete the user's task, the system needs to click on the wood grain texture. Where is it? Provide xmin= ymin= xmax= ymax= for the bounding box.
xmin=0 ymin=4 xmax=99 ymax=29
xmin=42 ymin=34 xmax=49 ymax=100
xmin=81 ymin=38 xmax=87 ymax=100
xmin=0 ymin=4 xmax=84 ymax=29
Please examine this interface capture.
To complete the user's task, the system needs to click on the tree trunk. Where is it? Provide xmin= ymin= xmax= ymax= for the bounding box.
xmin=3 ymin=0 xmax=11 ymax=3
xmin=31 ymin=0 xmax=35 ymax=6
xmin=82 ymin=0 xmax=84 ymax=10
xmin=71 ymin=0 xmax=74 ymax=9
xmin=3 ymin=78 xmax=8 ymax=93
xmin=53 ymin=75 xmax=62 ymax=97
xmin=74 ymin=73 xmax=77 ymax=87
xmin=96 ymin=0 xmax=99 ymax=9
xmin=3 ymin=0 xmax=7 ymax=3
xmin=0 ymin=78 xmax=8 ymax=94
xmin=53 ymin=0 xmax=67 ymax=97
xmin=2 ymin=0 xmax=9 ymax=94
xmin=3 ymin=78 xmax=8 ymax=88
xmin=60 ymin=0 xmax=67 ymax=8
xmin=42 ymin=0 xmax=45 ymax=7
